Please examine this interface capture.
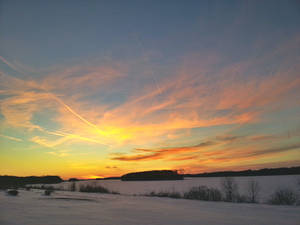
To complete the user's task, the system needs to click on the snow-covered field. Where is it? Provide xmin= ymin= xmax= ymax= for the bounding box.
xmin=0 ymin=189 xmax=299 ymax=225
xmin=53 ymin=175 xmax=300 ymax=202
xmin=1 ymin=175 xmax=299 ymax=225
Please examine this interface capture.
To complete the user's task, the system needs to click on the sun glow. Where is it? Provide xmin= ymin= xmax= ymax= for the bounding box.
xmin=1 ymin=1 xmax=300 ymax=178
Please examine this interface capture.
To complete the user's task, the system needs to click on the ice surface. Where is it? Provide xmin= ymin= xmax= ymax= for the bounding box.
xmin=51 ymin=175 xmax=300 ymax=202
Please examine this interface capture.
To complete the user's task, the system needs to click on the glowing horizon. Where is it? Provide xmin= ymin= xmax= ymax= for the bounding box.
xmin=0 ymin=1 xmax=300 ymax=179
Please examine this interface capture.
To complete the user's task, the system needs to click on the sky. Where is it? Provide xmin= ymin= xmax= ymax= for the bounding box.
xmin=0 ymin=0 xmax=300 ymax=179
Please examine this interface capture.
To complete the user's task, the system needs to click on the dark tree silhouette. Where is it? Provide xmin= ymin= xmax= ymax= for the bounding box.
xmin=221 ymin=177 xmax=238 ymax=202
xmin=247 ymin=179 xmax=260 ymax=203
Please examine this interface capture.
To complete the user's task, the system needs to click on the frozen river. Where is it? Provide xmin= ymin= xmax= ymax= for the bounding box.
xmin=52 ymin=175 xmax=300 ymax=203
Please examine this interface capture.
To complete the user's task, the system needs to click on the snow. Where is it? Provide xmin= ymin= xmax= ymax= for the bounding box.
xmin=2 ymin=175 xmax=299 ymax=225
xmin=52 ymin=175 xmax=300 ymax=202
xmin=0 ymin=189 xmax=299 ymax=225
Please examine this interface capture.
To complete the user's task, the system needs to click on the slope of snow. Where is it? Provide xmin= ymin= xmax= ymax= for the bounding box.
xmin=0 ymin=189 xmax=299 ymax=225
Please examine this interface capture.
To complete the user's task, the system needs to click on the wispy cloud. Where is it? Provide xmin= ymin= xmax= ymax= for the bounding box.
xmin=0 ymin=134 xmax=22 ymax=142
xmin=0 ymin=34 xmax=299 ymax=175
xmin=247 ymin=143 xmax=300 ymax=157
xmin=1 ymin=39 xmax=299 ymax=148
xmin=47 ymin=149 xmax=70 ymax=157
xmin=175 ymin=143 xmax=300 ymax=174
xmin=195 ymin=143 xmax=300 ymax=167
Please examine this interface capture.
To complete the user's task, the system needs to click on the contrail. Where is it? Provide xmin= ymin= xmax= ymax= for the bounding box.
xmin=50 ymin=94 xmax=106 ymax=136
xmin=0 ymin=56 xmax=24 ymax=75
xmin=135 ymin=35 xmax=163 ymax=96
xmin=151 ymin=71 xmax=163 ymax=95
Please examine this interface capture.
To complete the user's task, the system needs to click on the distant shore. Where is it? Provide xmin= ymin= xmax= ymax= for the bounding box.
xmin=1 ymin=166 xmax=299 ymax=189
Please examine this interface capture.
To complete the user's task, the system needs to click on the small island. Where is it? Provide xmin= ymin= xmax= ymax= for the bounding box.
xmin=121 ymin=170 xmax=184 ymax=181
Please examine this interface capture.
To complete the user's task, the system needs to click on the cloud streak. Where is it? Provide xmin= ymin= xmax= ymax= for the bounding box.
xmin=0 ymin=134 xmax=22 ymax=142
xmin=0 ymin=34 xmax=299 ymax=176
xmin=111 ymin=141 xmax=216 ymax=161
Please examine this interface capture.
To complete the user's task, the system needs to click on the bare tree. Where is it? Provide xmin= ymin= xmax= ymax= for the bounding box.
xmin=221 ymin=177 xmax=238 ymax=202
xmin=70 ymin=182 xmax=76 ymax=192
xmin=247 ymin=179 xmax=260 ymax=203
xmin=269 ymin=188 xmax=298 ymax=205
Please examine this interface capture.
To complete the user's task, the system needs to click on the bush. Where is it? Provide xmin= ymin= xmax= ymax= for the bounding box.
xmin=183 ymin=186 xmax=222 ymax=201
xmin=44 ymin=189 xmax=53 ymax=196
xmin=147 ymin=191 xmax=181 ymax=199
xmin=269 ymin=188 xmax=298 ymax=205
xmin=221 ymin=177 xmax=239 ymax=202
xmin=46 ymin=186 xmax=55 ymax=190
xmin=7 ymin=189 xmax=18 ymax=196
xmin=236 ymin=194 xmax=248 ymax=203
xmin=25 ymin=186 xmax=31 ymax=191
xmin=79 ymin=185 xmax=110 ymax=194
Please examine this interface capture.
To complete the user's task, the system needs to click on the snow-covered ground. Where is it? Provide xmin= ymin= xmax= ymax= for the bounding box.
xmin=0 ymin=189 xmax=299 ymax=225
xmin=51 ymin=175 xmax=300 ymax=202
xmin=2 ymin=175 xmax=298 ymax=224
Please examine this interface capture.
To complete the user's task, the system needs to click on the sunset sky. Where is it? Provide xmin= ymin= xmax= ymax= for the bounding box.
xmin=0 ymin=1 xmax=300 ymax=179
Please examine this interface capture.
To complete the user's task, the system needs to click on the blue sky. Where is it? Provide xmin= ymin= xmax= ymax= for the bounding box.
xmin=2 ymin=1 xmax=299 ymax=67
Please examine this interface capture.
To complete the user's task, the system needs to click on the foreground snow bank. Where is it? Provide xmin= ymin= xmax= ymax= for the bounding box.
xmin=0 ymin=190 xmax=299 ymax=225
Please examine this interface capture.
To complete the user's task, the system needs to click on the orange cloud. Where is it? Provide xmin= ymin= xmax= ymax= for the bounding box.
xmin=194 ymin=143 xmax=300 ymax=167
xmin=1 ymin=57 xmax=299 ymax=151
xmin=2 ymin=43 xmax=299 ymax=150
xmin=111 ymin=141 xmax=216 ymax=161
xmin=176 ymin=143 xmax=300 ymax=174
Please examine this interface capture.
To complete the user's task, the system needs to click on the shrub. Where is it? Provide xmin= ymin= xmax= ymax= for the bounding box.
xmin=236 ymin=194 xmax=248 ymax=203
xmin=79 ymin=185 xmax=110 ymax=194
xmin=38 ymin=185 xmax=55 ymax=190
xmin=44 ymin=189 xmax=53 ymax=196
xmin=246 ymin=179 xmax=260 ymax=203
xmin=221 ymin=177 xmax=239 ymax=202
xmin=7 ymin=189 xmax=18 ymax=196
xmin=147 ymin=191 xmax=181 ymax=199
xmin=70 ymin=182 xmax=76 ymax=192
xmin=183 ymin=186 xmax=222 ymax=201
xmin=269 ymin=188 xmax=298 ymax=205
xmin=25 ymin=186 xmax=31 ymax=191
xmin=46 ymin=186 xmax=55 ymax=190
